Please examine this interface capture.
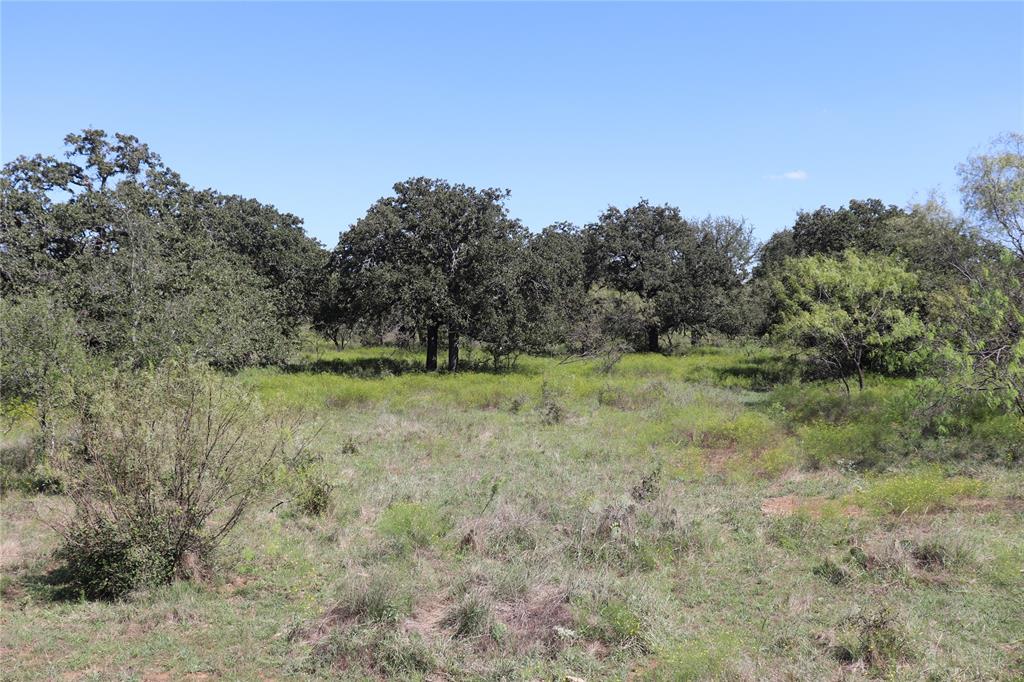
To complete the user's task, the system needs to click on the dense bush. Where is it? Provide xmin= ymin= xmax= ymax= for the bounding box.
xmin=52 ymin=363 xmax=304 ymax=599
xmin=770 ymin=250 xmax=929 ymax=392
xmin=0 ymin=291 xmax=88 ymax=446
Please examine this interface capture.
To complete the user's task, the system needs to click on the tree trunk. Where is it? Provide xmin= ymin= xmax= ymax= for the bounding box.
xmin=425 ymin=324 xmax=438 ymax=371
xmin=691 ymin=329 xmax=703 ymax=346
xmin=447 ymin=330 xmax=459 ymax=372
xmin=646 ymin=326 xmax=660 ymax=353
xmin=856 ymin=365 xmax=864 ymax=391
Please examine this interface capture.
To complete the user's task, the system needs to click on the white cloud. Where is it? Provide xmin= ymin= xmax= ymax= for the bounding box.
xmin=767 ymin=170 xmax=809 ymax=181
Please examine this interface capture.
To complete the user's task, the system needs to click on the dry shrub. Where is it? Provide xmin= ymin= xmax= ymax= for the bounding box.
xmin=53 ymin=362 xmax=306 ymax=599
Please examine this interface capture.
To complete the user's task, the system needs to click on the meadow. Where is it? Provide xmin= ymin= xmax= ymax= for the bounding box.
xmin=2 ymin=345 xmax=1022 ymax=680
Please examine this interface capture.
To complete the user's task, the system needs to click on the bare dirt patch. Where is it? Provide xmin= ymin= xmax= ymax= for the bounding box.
xmin=761 ymin=495 xmax=864 ymax=518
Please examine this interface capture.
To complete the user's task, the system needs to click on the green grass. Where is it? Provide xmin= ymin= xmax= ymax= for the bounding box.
xmin=2 ymin=344 xmax=1022 ymax=680
xmin=855 ymin=468 xmax=987 ymax=515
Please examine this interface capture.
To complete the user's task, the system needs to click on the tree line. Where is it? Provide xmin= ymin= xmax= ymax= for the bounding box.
xmin=2 ymin=130 xmax=1022 ymax=415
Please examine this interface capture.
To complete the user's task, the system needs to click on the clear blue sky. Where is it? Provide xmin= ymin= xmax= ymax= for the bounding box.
xmin=3 ymin=2 xmax=1022 ymax=247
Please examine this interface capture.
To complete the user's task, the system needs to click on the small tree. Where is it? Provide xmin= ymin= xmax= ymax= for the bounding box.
xmin=0 ymin=292 xmax=88 ymax=451
xmin=959 ymin=132 xmax=1024 ymax=261
xmin=770 ymin=251 xmax=928 ymax=392
xmin=53 ymin=363 xmax=305 ymax=599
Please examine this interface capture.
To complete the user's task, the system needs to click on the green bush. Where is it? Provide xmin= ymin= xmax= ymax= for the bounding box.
xmin=54 ymin=515 xmax=180 ymax=600
xmin=52 ymin=363 xmax=299 ymax=598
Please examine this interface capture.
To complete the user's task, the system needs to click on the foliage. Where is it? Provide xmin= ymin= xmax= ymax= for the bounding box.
xmin=1 ymin=129 xmax=322 ymax=369
xmin=325 ymin=177 xmax=528 ymax=370
xmin=959 ymin=132 xmax=1024 ymax=261
xmin=770 ymin=250 xmax=929 ymax=391
xmin=52 ymin=363 xmax=301 ymax=598
xmin=941 ymin=134 xmax=1024 ymax=416
xmin=0 ymin=291 xmax=88 ymax=444
xmin=287 ymin=459 xmax=335 ymax=517
xmin=584 ymin=201 xmax=752 ymax=350
xmin=790 ymin=198 xmax=905 ymax=257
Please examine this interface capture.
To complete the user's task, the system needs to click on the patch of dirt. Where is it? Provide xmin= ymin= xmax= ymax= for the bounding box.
xmin=954 ymin=497 xmax=1024 ymax=514
xmin=294 ymin=603 xmax=361 ymax=647
xmin=492 ymin=584 xmax=575 ymax=655
xmin=701 ymin=447 xmax=736 ymax=474
xmin=300 ymin=581 xmax=581 ymax=667
xmin=760 ymin=495 xmax=864 ymax=518
xmin=401 ymin=596 xmax=450 ymax=638
xmin=0 ymin=539 xmax=24 ymax=571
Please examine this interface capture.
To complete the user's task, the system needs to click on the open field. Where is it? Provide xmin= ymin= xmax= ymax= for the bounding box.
xmin=2 ymin=346 xmax=1023 ymax=680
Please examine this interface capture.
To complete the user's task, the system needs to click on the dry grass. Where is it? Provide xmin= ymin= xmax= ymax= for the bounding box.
xmin=1 ymin=346 xmax=1022 ymax=680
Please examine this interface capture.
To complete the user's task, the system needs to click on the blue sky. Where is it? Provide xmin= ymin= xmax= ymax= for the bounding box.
xmin=3 ymin=2 xmax=1022 ymax=247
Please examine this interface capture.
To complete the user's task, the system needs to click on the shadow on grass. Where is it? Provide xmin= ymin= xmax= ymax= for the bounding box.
xmin=3 ymin=564 xmax=89 ymax=604
xmin=710 ymin=361 xmax=796 ymax=391
xmin=282 ymin=355 xmax=532 ymax=377
xmin=282 ymin=356 xmax=424 ymax=377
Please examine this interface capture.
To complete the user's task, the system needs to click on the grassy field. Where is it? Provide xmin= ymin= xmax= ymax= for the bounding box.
xmin=2 ymin=346 xmax=1023 ymax=680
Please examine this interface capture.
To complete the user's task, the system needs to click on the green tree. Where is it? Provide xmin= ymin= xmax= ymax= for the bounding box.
xmin=585 ymin=202 xmax=750 ymax=350
xmin=959 ymin=132 xmax=1024 ymax=260
xmin=0 ymin=292 xmax=88 ymax=449
xmin=770 ymin=251 xmax=928 ymax=392
xmin=471 ymin=223 xmax=587 ymax=368
xmin=941 ymin=133 xmax=1024 ymax=415
xmin=329 ymin=178 xmax=527 ymax=371
xmin=790 ymin=198 xmax=905 ymax=257
xmin=2 ymin=129 xmax=318 ymax=368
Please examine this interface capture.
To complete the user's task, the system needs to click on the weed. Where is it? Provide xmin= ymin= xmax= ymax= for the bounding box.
xmin=575 ymin=596 xmax=649 ymax=652
xmin=539 ymin=381 xmax=568 ymax=425
xmin=442 ymin=592 xmax=494 ymax=638
xmin=813 ymin=557 xmax=852 ymax=585
xmin=857 ymin=469 xmax=985 ymax=515
xmin=377 ymin=501 xmax=450 ymax=551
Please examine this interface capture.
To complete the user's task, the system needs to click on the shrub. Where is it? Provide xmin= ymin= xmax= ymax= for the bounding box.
xmin=54 ymin=516 xmax=179 ymax=600
xmin=52 ymin=362 xmax=301 ymax=599
xmin=770 ymin=251 xmax=929 ymax=392
xmin=285 ymin=458 xmax=334 ymax=517
xmin=539 ymin=381 xmax=568 ymax=425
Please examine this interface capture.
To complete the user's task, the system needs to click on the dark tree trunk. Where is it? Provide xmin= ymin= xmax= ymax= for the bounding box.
xmin=425 ymin=324 xmax=438 ymax=371
xmin=447 ymin=330 xmax=459 ymax=372
xmin=856 ymin=365 xmax=864 ymax=391
xmin=646 ymin=326 xmax=660 ymax=353
xmin=691 ymin=329 xmax=703 ymax=346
